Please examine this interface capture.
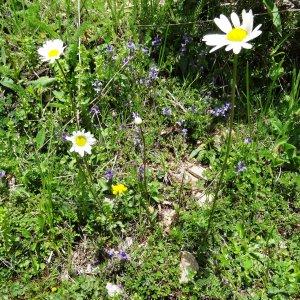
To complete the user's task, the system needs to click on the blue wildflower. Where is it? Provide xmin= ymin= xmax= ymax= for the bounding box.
xmin=92 ymin=80 xmax=103 ymax=93
xmin=162 ymin=107 xmax=172 ymax=116
xmin=182 ymin=128 xmax=188 ymax=137
xmin=90 ymin=105 xmax=100 ymax=116
xmin=149 ymin=66 xmax=159 ymax=80
xmin=118 ymin=250 xmax=130 ymax=261
xmin=244 ymin=137 xmax=252 ymax=144
xmin=127 ymin=41 xmax=136 ymax=51
xmin=236 ymin=161 xmax=247 ymax=173
xmin=0 ymin=170 xmax=6 ymax=178
xmin=106 ymin=44 xmax=114 ymax=53
xmin=152 ymin=35 xmax=162 ymax=47
xmin=211 ymin=102 xmax=231 ymax=117
xmin=104 ymin=169 xmax=114 ymax=181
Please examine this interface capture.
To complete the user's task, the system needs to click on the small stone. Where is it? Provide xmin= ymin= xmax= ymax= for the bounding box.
xmin=160 ymin=208 xmax=177 ymax=234
xmin=179 ymin=251 xmax=199 ymax=283
xmin=187 ymin=165 xmax=207 ymax=180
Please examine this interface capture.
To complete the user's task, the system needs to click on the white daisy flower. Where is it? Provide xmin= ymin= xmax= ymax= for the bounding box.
xmin=105 ymin=282 xmax=123 ymax=297
xmin=38 ymin=39 xmax=65 ymax=63
xmin=66 ymin=130 xmax=96 ymax=157
xmin=202 ymin=10 xmax=262 ymax=54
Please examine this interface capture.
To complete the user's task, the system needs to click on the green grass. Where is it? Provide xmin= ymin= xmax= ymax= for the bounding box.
xmin=0 ymin=0 xmax=299 ymax=299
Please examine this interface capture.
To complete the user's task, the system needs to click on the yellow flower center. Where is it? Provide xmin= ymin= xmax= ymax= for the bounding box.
xmin=226 ymin=28 xmax=248 ymax=42
xmin=48 ymin=48 xmax=60 ymax=58
xmin=75 ymin=135 xmax=87 ymax=147
xmin=112 ymin=184 xmax=127 ymax=196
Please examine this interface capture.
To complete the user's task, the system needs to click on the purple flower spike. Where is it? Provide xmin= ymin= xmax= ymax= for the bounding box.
xmin=0 ymin=170 xmax=6 ymax=178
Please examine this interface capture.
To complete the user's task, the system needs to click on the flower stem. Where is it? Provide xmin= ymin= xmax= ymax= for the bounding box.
xmin=82 ymin=157 xmax=98 ymax=202
xmin=56 ymin=60 xmax=79 ymax=128
xmin=205 ymin=54 xmax=238 ymax=238
xmin=139 ymin=126 xmax=149 ymax=202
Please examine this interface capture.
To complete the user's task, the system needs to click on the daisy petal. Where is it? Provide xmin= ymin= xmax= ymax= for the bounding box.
xmin=245 ymin=29 xmax=262 ymax=42
xmin=202 ymin=34 xmax=227 ymax=46
xmin=214 ymin=14 xmax=232 ymax=33
xmin=242 ymin=42 xmax=253 ymax=49
xmin=232 ymin=44 xmax=242 ymax=54
xmin=209 ymin=43 xmax=227 ymax=53
xmin=242 ymin=9 xmax=253 ymax=33
xmin=231 ymin=12 xmax=240 ymax=27
xmin=225 ymin=44 xmax=234 ymax=51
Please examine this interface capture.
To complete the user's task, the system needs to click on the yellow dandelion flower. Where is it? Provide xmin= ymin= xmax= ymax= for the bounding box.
xmin=112 ymin=184 xmax=128 ymax=196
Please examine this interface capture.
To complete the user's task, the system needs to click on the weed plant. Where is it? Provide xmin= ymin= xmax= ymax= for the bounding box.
xmin=0 ymin=0 xmax=299 ymax=299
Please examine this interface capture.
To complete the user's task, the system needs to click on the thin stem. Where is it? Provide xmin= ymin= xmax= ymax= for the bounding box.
xmin=139 ymin=126 xmax=149 ymax=201
xmin=246 ymin=61 xmax=251 ymax=125
xmin=82 ymin=157 xmax=98 ymax=202
xmin=205 ymin=54 xmax=238 ymax=238
xmin=56 ymin=60 xmax=79 ymax=128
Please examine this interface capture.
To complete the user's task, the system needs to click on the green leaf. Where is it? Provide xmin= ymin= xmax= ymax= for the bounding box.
xmin=262 ymin=0 xmax=282 ymax=35
xmin=0 ymin=77 xmax=27 ymax=97
xmin=27 ymin=76 xmax=56 ymax=87
xmin=243 ymin=257 xmax=253 ymax=270
xmin=36 ymin=128 xmax=46 ymax=149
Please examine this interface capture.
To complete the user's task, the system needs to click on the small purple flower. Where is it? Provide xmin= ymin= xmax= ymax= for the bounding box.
xmin=141 ymin=47 xmax=149 ymax=54
xmin=118 ymin=250 xmax=130 ymax=261
xmin=244 ymin=137 xmax=252 ymax=144
xmin=211 ymin=102 xmax=231 ymax=117
xmin=106 ymin=248 xmax=116 ymax=258
xmin=0 ymin=170 xmax=6 ymax=178
xmin=127 ymin=41 xmax=136 ymax=51
xmin=182 ymin=128 xmax=188 ymax=137
xmin=104 ymin=169 xmax=114 ymax=181
xmin=122 ymin=56 xmax=131 ymax=65
xmin=162 ymin=107 xmax=172 ymax=116
xmin=62 ymin=132 xmax=68 ymax=142
xmin=106 ymin=44 xmax=114 ymax=53
xmin=152 ymin=35 xmax=162 ymax=47
xmin=90 ymin=105 xmax=100 ymax=116
xmin=92 ymin=80 xmax=103 ymax=93
xmin=149 ymin=66 xmax=159 ymax=80
xmin=236 ymin=161 xmax=247 ymax=173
